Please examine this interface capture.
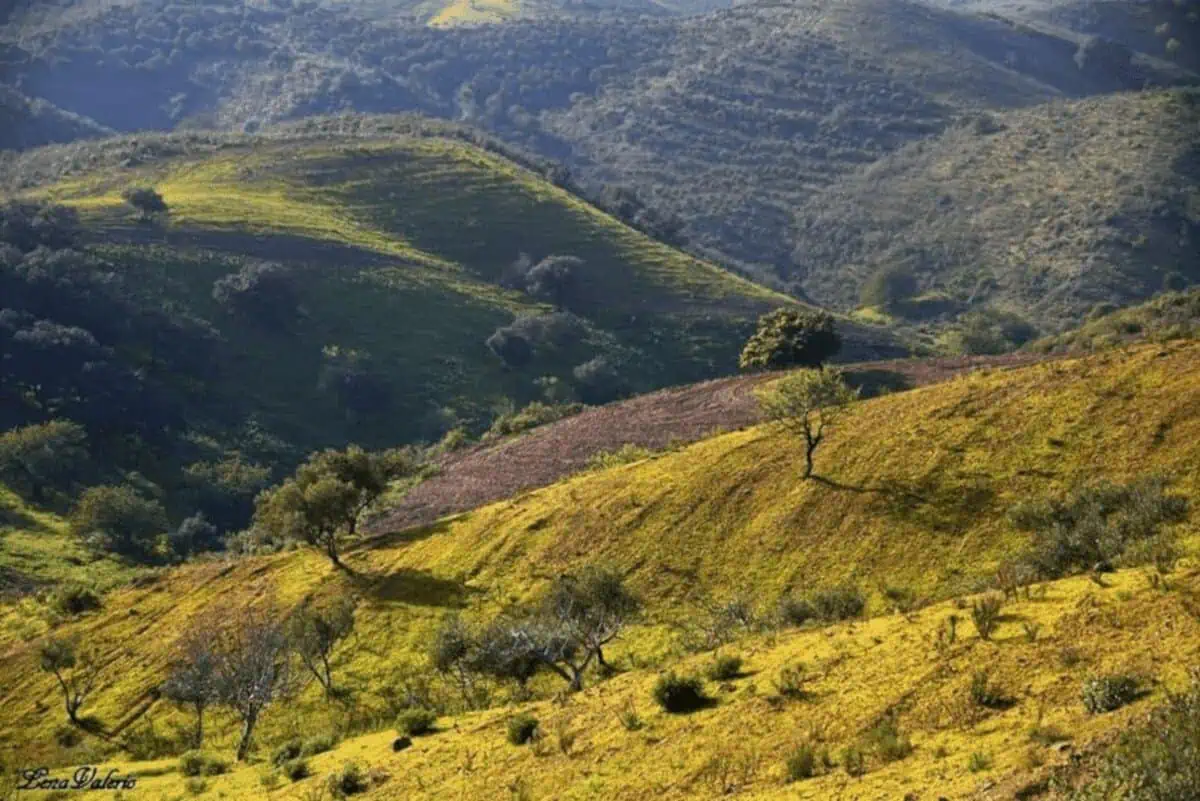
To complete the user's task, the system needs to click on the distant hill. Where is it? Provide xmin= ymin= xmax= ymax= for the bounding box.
xmin=4 ymin=120 xmax=898 ymax=470
xmin=788 ymin=88 xmax=1200 ymax=335
xmin=2 ymin=0 xmax=1193 ymax=280
xmin=1029 ymin=285 xmax=1200 ymax=353
xmin=0 ymin=85 xmax=112 ymax=151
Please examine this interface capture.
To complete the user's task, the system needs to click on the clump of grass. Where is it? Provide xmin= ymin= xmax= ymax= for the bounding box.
xmin=776 ymin=596 xmax=816 ymax=627
xmin=587 ymin=443 xmax=656 ymax=470
xmin=810 ymin=584 xmax=866 ymax=622
xmin=652 ymin=672 xmax=708 ymax=714
xmin=773 ymin=664 xmax=811 ymax=700
xmin=971 ymin=594 xmax=1004 ymax=640
xmin=840 ymin=746 xmax=866 ymax=777
xmin=706 ymin=654 xmax=743 ymax=681
xmin=617 ymin=699 xmax=644 ymax=731
xmin=866 ymin=717 xmax=913 ymax=763
xmin=1082 ymin=674 xmax=1140 ymax=714
xmin=969 ymin=670 xmax=1013 ymax=710
xmin=302 ymin=732 xmax=337 ymax=756
xmin=326 ymin=762 xmax=369 ymax=798
xmin=396 ymin=708 xmax=437 ymax=737
xmin=271 ymin=739 xmax=303 ymax=767
xmin=507 ymin=713 xmax=540 ymax=745
xmin=179 ymin=751 xmax=226 ymax=778
xmin=785 ymin=743 xmax=820 ymax=782
xmin=968 ymin=751 xmax=993 ymax=773
xmin=184 ymin=777 xmax=207 ymax=796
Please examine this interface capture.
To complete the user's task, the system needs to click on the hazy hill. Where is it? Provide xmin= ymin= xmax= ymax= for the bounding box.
xmin=0 ymin=340 xmax=1196 ymax=783
xmin=0 ymin=85 xmax=112 ymax=151
xmin=788 ymin=88 xmax=1200 ymax=334
xmin=2 ymin=0 xmax=1193 ymax=278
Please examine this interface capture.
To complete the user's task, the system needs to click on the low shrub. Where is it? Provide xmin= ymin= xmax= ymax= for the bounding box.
xmin=867 ymin=717 xmax=913 ymax=763
xmin=1082 ymin=675 xmax=1140 ymax=714
xmin=970 ymin=670 xmax=1013 ymax=710
xmin=202 ymin=756 xmax=228 ymax=777
xmin=773 ymin=664 xmax=811 ymax=700
xmin=785 ymin=744 xmax=819 ymax=782
xmin=617 ymin=699 xmax=643 ymax=731
xmin=777 ymin=596 xmax=815 ymax=627
xmin=652 ymin=672 xmax=708 ymax=714
xmin=326 ymin=762 xmax=369 ymax=798
xmin=507 ymin=713 xmax=540 ymax=745
xmin=302 ymin=733 xmax=337 ymax=756
xmin=271 ymin=739 xmax=303 ymax=767
xmin=810 ymin=585 xmax=866 ymax=621
xmin=840 ymin=746 xmax=866 ymax=777
xmin=706 ymin=655 xmax=743 ymax=681
xmin=396 ymin=708 xmax=437 ymax=737
xmin=179 ymin=751 xmax=209 ymax=777
xmin=971 ymin=594 xmax=1004 ymax=640
xmin=184 ymin=777 xmax=207 ymax=796
xmin=283 ymin=759 xmax=310 ymax=782
xmin=51 ymin=584 xmax=102 ymax=616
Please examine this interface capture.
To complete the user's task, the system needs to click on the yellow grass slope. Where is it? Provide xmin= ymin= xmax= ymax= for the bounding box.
xmin=2 ymin=341 xmax=1199 ymax=781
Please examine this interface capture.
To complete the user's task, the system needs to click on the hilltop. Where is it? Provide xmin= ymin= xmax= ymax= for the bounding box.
xmin=2 ymin=0 xmax=1193 ymax=281
xmin=1 ymin=340 xmax=1197 ymax=778
xmin=788 ymin=88 xmax=1200 ymax=335
xmin=1029 ymin=286 xmax=1200 ymax=353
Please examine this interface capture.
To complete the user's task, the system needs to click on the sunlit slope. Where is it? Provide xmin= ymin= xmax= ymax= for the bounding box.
xmin=12 ymin=130 xmax=804 ymax=448
xmin=18 ymin=569 xmax=1200 ymax=800
xmin=1 ymin=341 xmax=1197 ymax=769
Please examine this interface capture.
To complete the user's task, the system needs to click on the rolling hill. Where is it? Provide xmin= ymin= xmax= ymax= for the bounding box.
xmin=788 ymin=88 xmax=1200 ymax=335
xmin=6 ymin=118 xmax=872 ymax=462
xmin=2 ymin=0 xmax=1193 ymax=283
xmin=1 ymin=339 xmax=1196 ymax=781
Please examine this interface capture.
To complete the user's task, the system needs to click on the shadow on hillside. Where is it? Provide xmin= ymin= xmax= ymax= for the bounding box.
xmin=358 ymin=567 xmax=475 ymax=608
xmin=812 ymin=473 xmax=995 ymax=535
xmin=844 ymin=368 xmax=913 ymax=399
xmin=360 ymin=516 xmax=454 ymax=551
xmin=0 ymin=500 xmax=45 ymax=532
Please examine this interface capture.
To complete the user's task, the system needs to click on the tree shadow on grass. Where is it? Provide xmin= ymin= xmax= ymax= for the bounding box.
xmin=354 ymin=566 xmax=477 ymax=608
xmin=811 ymin=473 xmax=995 ymax=535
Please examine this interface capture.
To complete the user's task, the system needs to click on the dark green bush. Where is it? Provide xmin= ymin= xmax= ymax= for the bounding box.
xmin=706 ymin=655 xmax=743 ymax=681
xmin=271 ymin=739 xmax=303 ymax=767
xmin=840 ymin=746 xmax=866 ymax=777
xmin=302 ymin=733 xmax=336 ymax=756
xmin=202 ymin=756 xmax=228 ymax=776
xmin=283 ymin=759 xmax=310 ymax=782
xmin=1082 ymin=675 xmax=1140 ymax=714
xmin=179 ymin=751 xmax=209 ymax=777
xmin=652 ymin=672 xmax=708 ymax=714
xmin=785 ymin=743 xmax=818 ymax=782
xmin=51 ymin=584 xmax=102 ymax=616
xmin=866 ymin=717 xmax=913 ymax=763
xmin=971 ymin=594 xmax=1004 ymax=640
xmin=777 ymin=596 xmax=815 ymax=627
xmin=326 ymin=762 xmax=369 ymax=798
xmin=506 ymin=713 xmax=540 ymax=745
xmin=810 ymin=585 xmax=865 ymax=622
xmin=1068 ymin=670 xmax=1199 ymax=801
xmin=396 ymin=708 xmax=437 ymax=737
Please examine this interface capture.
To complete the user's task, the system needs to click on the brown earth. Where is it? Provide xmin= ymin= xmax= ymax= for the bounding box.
xmin=370 ymin=352 xmax=1062 ymax=536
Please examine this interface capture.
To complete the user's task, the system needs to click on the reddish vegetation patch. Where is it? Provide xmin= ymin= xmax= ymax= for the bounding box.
xmin=370 ymin=352 xmax=1058 ymax=536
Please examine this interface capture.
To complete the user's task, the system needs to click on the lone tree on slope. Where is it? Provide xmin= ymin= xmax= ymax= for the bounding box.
xmin=755 ymin=366 xmax=858 ymax=479
xmin=121 ymin=186 xmax=168 ymax=221
xmin=253 ymin=445 xmax=428 ymax=568
xmin=739 ymin=308 xmax=841 ymax=371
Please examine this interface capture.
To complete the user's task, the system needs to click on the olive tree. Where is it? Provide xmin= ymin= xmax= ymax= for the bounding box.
xmin=755 ymin=367 xmax=859 ymax=479
xmin=0 ymin=420 xmax=88 ymax=504
xmin=287 ymin=597 xmax=356 ymax=697
xmin=161 ymin=626 xmax=220 ymax=748
xmin=739 ymin=309 xmax=841 ymax=371
xmin=253 ymin=446 xmax=427 ymax=568
xmin=121 ymin=187 xmax=168 ymax=221
xmin=39 ymin=636 xmax=102 ymax=726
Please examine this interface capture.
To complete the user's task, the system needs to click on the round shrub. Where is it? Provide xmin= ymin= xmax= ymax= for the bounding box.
xmin=179 ymin=751 xmax=208 ymax=777
xmin=652 ymin=672 xmax=708 ymax=714
xmin=706 ymin=655 xmax=743 ymax=681
xmin=777 ymin=596 xmax=816 ymax=627
xmin=302 ymin=733 xmax=336 ymax=756
xmin=396 ymin=708 xmax=437 ymax=737
xmin=271 ymin=739 xmax=303 ymax=767
xmin=507 ymin=713 xmax=540 ymax=745
xmin=326 ymin=762 xmax=368 ymax=798
xmin=1082 ymin=675 xmax=1140 ymax=714
xmin=52 ymin=584 xmax=103 ymax=616
xmin=202 ymin=756 xmax=228 ymax=777
xmin=283 ymin=759 xmax=310 ymax=782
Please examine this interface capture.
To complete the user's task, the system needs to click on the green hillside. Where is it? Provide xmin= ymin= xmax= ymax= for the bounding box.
xmin=1 ymin=340 xmax=1196 ymax=776
xmin=5 ymin=122 xmax=848 ymax=461
xmin=789 ymin=88 xmax=1200 ymax=337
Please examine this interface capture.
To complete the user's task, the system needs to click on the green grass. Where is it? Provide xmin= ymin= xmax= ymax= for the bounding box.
xmin=2 ymin=340 xmax=1197 ymax=770
xmin=16 ymin=133 xmax=798 ymax=450
xmin=1029 ymin=287 xmax=1200 ymax=354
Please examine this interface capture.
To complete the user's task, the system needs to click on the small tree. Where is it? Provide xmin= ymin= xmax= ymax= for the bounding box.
xmin=287 ymin=597 xmax=356 ymax=697
xmin=572 ymin=357 xmax=625 ymax=405
xmin=542 ymin=566 xmax=641 ymax=672
xmin=168 ymin=513 xmax=221 ymax=558
xmin=739 ymin=309 xmax=841 ymax=371
xmin=121 ymin=187 xmax=168 ymax=221
xmin=485 ymin=327 xmax=534 ymax=368
xmin=162 ymin=626 xmax=221 ymax=747
xmin=0 ymin=420 xmax=89 ymax=504
xmin=253 ymin=446 xmax=427 ymax=568
xmin=69 ymin=485 xmax=168 ymax=560
xmin=212 ymin=604 xmax=298 ymax=761
xmin=524 ymin=255 xmax=582 ymax=310
xmin=859 ymin=266 xmax=918 ymax=310
xmin=211 ymin=261 xmax=298 ymax=328
xmin=39 ymin=636 xmax=102 ymax=726
xmin=755 ymin=367 xmax=859 ymax=479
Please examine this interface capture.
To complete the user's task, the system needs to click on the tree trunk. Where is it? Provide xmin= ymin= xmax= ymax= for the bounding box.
xmin=803 ymin=435 xmax=818 ymax=479
xmin=236 ymin=713 xmax=258 ymax=762
xmin=193 ymin=706 xmax=204 ymax=748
